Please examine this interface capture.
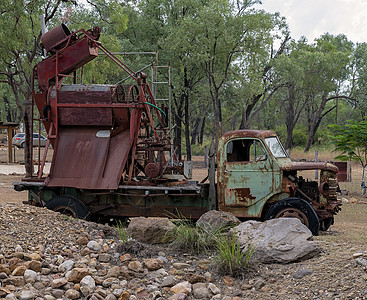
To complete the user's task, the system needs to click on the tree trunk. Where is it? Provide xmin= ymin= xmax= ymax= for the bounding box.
xmin=199 ymin=116 xmax=206 ymax=145
xmin=305 ymin=94 xmax=328 ymax=152
xmin=173 ymin=100 xmax=183 ymax=161
xmin=184 ymin=91 xmax=191 ymax=161
xmin=191 ymin=117 xmax=200 ymax=145
xmin=284 ymin=85 xmax=295 ymax=150
xmin=24 ymin=103 xmax=33 ymax=177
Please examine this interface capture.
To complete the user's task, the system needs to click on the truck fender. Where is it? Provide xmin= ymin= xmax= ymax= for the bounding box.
xmin=265 ymin=197 xmax=319 ymax=236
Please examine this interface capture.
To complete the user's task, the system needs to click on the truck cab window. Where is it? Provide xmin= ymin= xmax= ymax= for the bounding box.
xmin=227 ymin=139 xmax=267 ymax=162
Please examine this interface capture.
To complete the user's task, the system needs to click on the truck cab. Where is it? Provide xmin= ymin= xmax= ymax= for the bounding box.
xmin=217 ymin=130 xmax=341 ymax=235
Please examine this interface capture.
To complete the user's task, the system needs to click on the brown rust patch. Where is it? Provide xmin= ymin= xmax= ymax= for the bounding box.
xmin=234 ymin=188 xmax=256 ymax=202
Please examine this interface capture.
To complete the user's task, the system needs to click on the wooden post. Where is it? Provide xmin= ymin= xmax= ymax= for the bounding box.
xmin=208 ymin=140 xmax=216 ymax=210
xmin=315 ymin=150 xmax=319 ymax=180
xmin=204 ymin=146 xmax=208 ymax=168
xmin=7 ymin=127 xmax=13 ymax=163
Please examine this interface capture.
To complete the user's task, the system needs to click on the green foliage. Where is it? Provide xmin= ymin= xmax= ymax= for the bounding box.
xmin=329 ymin=120 xmax=367 ymax=168
xmin=213 ymin=231 xmax=255 ymax=276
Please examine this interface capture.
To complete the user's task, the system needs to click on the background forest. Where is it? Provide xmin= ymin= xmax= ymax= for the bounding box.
xmin=0 ymin=0 xmax=366 ymax=160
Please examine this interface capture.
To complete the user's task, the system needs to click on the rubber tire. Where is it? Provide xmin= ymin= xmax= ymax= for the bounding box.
xmin=45 ymin=195 xmax=91 ymax=221
xmin=320 ymin=217 xmax=334 ymax=231
xmin=265 ymin=197 xmax=320 ymax=236
xmin=20 ymin=141 xmax=25 ymax=148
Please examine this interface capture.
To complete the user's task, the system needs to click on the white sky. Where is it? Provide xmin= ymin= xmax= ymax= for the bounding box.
xmin=254 ymin=0 xmax=367 ymax=43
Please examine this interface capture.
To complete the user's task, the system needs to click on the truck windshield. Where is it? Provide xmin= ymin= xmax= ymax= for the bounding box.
xmin=265 ymin=137 xmax=288 ymax=158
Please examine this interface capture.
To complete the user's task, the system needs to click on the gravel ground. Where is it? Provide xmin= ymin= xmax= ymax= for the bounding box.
xmin=0 ymin=201 xmax=366 ymax=299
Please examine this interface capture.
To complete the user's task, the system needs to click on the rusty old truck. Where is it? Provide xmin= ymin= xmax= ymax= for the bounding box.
xmin=13 ymin=24 xmax=341 ymax=235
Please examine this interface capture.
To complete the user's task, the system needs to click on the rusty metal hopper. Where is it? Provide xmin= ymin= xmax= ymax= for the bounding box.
xmin=45 ymin=84 xmax=133 ymax=190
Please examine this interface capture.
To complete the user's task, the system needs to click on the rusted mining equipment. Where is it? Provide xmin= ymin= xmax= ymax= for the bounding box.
xmin=30 ymin=24 xmax=182 ymax=190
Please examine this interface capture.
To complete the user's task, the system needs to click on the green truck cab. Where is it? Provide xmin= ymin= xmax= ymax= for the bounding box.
xmin=217 ymin=130 xmax=341 ymax=235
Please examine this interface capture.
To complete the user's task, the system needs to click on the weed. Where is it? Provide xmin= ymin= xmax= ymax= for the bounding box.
xmin=170 ymin=221 xmax=225 ymax=254
xmin=114 ymin=219 xmax=131 ymax=245
xmin=213 ymin=231 xmax=256 ymax=276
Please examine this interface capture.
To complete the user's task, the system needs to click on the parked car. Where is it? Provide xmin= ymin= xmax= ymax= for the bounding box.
xmin=12 ymin=133 xmax=47 ymax=148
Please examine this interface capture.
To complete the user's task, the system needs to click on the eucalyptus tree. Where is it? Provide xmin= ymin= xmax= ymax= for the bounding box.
xmin=303 ymin=34 xmax=355 ymax=151
xmin=0 ymin=0 xmax=127 ymax=175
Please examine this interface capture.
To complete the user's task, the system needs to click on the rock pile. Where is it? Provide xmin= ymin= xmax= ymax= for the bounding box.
xmin=0 ymin=203 xmax=232 ymax=299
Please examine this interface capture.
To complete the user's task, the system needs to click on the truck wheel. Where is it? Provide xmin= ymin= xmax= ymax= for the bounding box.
xmin=265 ymin=198 xmax=319 ymax=236
xmin=45 ymin=196 xmax=91 ymax=221
xmin=320 ymin=217 xmax=334 ymax=231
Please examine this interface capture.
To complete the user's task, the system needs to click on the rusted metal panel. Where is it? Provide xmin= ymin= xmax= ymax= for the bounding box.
xmin=46 ymin=128 xmax=130 ymax=189
xmin=58 ymin=108 xmax=113 ymax=126
xmin=333 ymin=161 xmax=348 ymax=182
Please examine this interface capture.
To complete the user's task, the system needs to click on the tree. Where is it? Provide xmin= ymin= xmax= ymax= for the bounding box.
xmin=330 ymin=120 xmax=367 ymax=194
xmin=0 ymin=0 xmax=127 ymax=175
xmin=303 ymin=34 xmax=355 ymax=152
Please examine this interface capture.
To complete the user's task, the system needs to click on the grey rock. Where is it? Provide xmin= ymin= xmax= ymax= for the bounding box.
xmin=102 ymin=277 xmax=119 ymax=288
xmin=19 ymin=290 xmax=35 ymax=300
xmin=105 ymin=295 xmax=117 ymax=300
xmin=87 ymin=241 xmax=102 ymax=252
xmin=24 ymin=269 xmax=38 ymax=284
xmin=33 ymin=281 xmax=45 ymax=290
xmin=193 ymin=284 xmax=210 ymax=299
xmin=0 ymin=272 xmax=8 ymax=279
xmin=208 ymin=283 xmax=220 ymax=295
xmin=58 ymin=260 xmax=74 ymax=273
xmin=196 ymin=210 xmax=241 ymax=232
xmin=80 ymin=286 xmax=91 ymax=297
xmin=234 ymin=218 xmax=320 ymax=263
xmin=44 ymin=296 xmax=56 ymax=300
xmin=293 ymin=269 xmax=313 ymax=279
xmin=161 ymin=275 xmax=175 ymax=287
xmin=127 ymin=217 xmax=176 ymax=244
xmin=80 ymin=275 xmax=96 ymax=289
xmin=157 ymin=256 xmax=168 ymax=263
xmin=112 ymin=289 xmax=123 ymax=297
xmin=355 ymin=257 xmax=367 ymax=266
xmin=172 ymin=262 xmax=191 ymax=269
xmin=5 ymin=294 xmax=17 ymax=300
xmin=51 ymin=289 xmax=64 ymax=298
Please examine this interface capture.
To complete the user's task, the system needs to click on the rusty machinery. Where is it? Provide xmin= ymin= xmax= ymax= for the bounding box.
xmin=30 ymin=24 xmax=182 ymax=190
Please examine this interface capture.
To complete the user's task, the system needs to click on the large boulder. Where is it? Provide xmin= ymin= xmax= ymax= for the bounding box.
xmin=127 ymin=217 xmax=176 ymax=244
xmin=233 ymin=218 xmax=320 ymax=264
xmin=196 ymin=210 xmax=241 ymax=232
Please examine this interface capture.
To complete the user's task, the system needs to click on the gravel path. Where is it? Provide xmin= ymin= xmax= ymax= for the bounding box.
xmin=0 ymin=202 xmax=366 ymax=299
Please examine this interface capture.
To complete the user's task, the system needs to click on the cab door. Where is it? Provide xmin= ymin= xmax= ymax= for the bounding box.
xmin=219 ymin=138 xmax=274 ymax=217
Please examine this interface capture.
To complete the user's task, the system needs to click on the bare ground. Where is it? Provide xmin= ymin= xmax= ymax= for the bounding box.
xmin=1 ymin=155 xmax=367 ymax=298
